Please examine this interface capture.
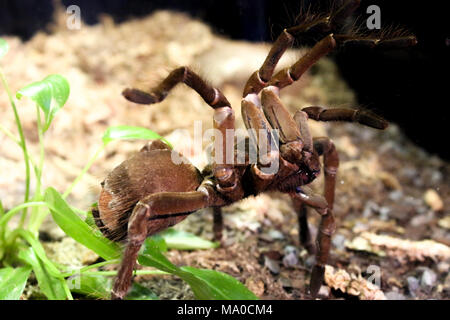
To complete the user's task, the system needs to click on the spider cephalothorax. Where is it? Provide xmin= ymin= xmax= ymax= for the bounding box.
xmin=94 ymin=0 xmax=416 ymax=299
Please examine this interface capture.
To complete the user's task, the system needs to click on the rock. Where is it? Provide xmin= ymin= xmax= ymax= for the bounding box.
xmin=264 ymin=256 xmax=280 ymax=274
xmin=385 ymin=291 xmax=406 ymax=300
xmin=421 ymin=268 xmax=437 ymax=288
xmin=267 ymin=229 xmax=285 ymax=240
xmin=389 ymin=190 xmax=404 ymax=201
xmin=305 ymin=256 xmax=315 ymax=268
xmin=423 ymin=189 xmax=444 ymax=211
xmin=379 ymin=207 xmax=391 ymax=221
xmin=378 ymin=171 xmax=402 ymax=190
xmin=438 ymin=216 xmax=450 ymax=230
xmin=282 ymin=251 xmax=299 ymax=268
xmin=407 ymin=276 xmax=419 ymax=296
xmin=283 ymin=245 xmax=298 ymax=255
xmin=332 ymin=234 xmax=347 ymax=251
xmin=444 ymin=274 xmax=450 ymax=292
xmin=410 ymin=210 xmax=434 ymax=227
xmin=318 ymin=285 xmax=330 ymax=298
xmin=278 ymin=277 xmax=292 ymax=288
xmin=437 ymin=262 xmax=449 ymax=274
xmin=363 ymin=200 xmax=379 ymax=218
xmin=245 ymin=278 xmax=265 ymax=296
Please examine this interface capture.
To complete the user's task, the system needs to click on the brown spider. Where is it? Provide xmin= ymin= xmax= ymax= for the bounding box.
xmin=92 ymin=0 xmax=416 ymax=300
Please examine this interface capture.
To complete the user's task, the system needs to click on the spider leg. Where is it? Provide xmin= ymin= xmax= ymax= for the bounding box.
xmin=309 ymin=137 xmax=339 ymax=298
xmin=260 ymin=86 xmax=304 ymax=163
xmin=269 ymin=34 xmax=337 ymax=91
xmin=122 ymin=66 xmax=229 ymax=109
xmin=293 ymin=110 xmax=313 ymax=152
xmin=123 ymin=67 xmax=239 ymax=195
xmin=290 ymin=184 xmax=329 ymax=255
xmin=243 ymin=0 xmax=362 ymax=97
xmin=212 ymin=207 xmax=223 ymax=242
xmin=291 ymin=197 xmax=315 ymax=254
xmin=302 ymin=106 xmax=388 ymax=130
xmin=111 ymin=186 xmax=218 ymax=300
xmin=241 ymin=95 xmax=285 ymax=190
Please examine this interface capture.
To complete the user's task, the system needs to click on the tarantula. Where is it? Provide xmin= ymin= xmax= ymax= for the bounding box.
xmin=92 ymin=0 xmax=416 ymax=299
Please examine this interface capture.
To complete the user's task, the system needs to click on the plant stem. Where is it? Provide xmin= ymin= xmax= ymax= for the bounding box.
xmin=60 ymin=259 xmax=120 ymax=277
xmin=27 ymin=106 xmax=46 ymax=233
xmin=82 ymin=270 xmax=168 ymax=277
xmin=0 ymin=202 xmax=47 ymax=229
xmin=0 ymin=69 xmax=31 ymax=219
xmin=0 ymin=124 xmax=19 ymax=144
xmin=63 ymin=144 xmax=105 ymax=199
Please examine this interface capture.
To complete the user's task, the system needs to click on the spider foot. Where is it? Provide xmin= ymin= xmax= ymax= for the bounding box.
xmin=309 ymin=264 xmax=325 ymax=298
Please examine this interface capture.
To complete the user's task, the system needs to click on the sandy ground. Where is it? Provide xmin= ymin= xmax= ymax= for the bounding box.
xmin=0 ymin=10 xmax=448 ymax=300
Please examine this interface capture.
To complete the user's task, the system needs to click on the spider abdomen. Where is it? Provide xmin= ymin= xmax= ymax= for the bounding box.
xmin=93 ymin=149 xmax=203 ymax=241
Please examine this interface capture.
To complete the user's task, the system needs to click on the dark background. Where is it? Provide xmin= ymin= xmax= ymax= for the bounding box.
xmin=0 ymin=0 xmax=448 ymax=159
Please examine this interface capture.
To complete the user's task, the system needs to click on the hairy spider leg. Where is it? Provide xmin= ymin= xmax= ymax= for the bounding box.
xmin=122 ymin=66 xmax=240 ymax=195
xmin=111 ymin=186 xmax=220 ymax=300
xmin=302 ymin=106 xmax=388 ymax=129
xmin=308 ymin=137 xmax=339 ymax=297
xmin=242 ymin=0 xmax=362 ymax=97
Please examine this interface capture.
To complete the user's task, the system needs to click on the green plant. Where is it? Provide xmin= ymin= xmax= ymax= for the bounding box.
xmin=0 ymin=38 xmax=257 ymax=300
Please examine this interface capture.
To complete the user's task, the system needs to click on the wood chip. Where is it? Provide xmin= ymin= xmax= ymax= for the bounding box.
xmin=324 ymin=265 xmax=386 ymax=300
xmin=423 ymin=189 xmax=444 ymax=211
xmin=348 ymin=232 xmax=450 ymax=262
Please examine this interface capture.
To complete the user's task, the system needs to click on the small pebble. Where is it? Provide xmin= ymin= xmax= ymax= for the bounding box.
xmin=389 ymin=190 xmax=403 ymax=201
xmin=282 ymin=252 xmax=299 ymax=268
xmin=363 ymin=200 xmax=379 ymax=218
xmin=305 ymin=256 xmax=315 ymax=268
xmin=421 ymin=268 xmax=437 ymax=288
xmin=437 ymin=262 xmax=449 ymax=274
xmin=385 ymin=291 xmax=406 ymax=300
xmin=410 ymin=211 xmax=434 ymax=227
xmin=264 ymin=256 xmax=280 ymax=274
xmin=379 ymin=206 xmax=391 ymax=220
xmin=407 ymin=276 xmax=419 ymax=296
xmin=279 ymin=277 xmax=292 ymax=288
xmin=318 ymin=285 xmax=330 ymax=298
xmin=332 ymin=234 xmax=346 ymax=251
xmin=267 ymin=229 xmax=285 ymax=240
xmin=283 ymin=245 xmax=298 ymax=255
xmin=424 ymin=189 xmax=444 ymax=211
xmin=430 ymin=171 xmax=443 ymax=184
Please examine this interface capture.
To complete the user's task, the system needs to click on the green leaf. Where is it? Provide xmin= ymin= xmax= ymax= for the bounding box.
xmin=69 ymin=274 xmax=112 ymax=299
xmin=0 ymin=38 xmax=8 ymax=59
xmin=126 ymin=283 xmax=159 ymax=300
xmin=160 ymin=229 xmax=219 ymax=250
xmin=18 ymin=248 xmax=67 ymax=300
xmin=149 ymin=234 xmax=168 ymax=253
xmin=181 ymin=267 xmax=258 ymax=300
xmin=16 ymin=74 xmax=70 ymax=131
xmin=102 ymin=125 xmax=172 ymax=148
xmin=0 ymin=266 xmax=32 ymax=300
xmin=138 ymin=238 xmax=258 ymax=300
xmin=44 ymin=187 xmax=121 ymax=261
xmin=70 ymin=274 xmax=158 ymax=300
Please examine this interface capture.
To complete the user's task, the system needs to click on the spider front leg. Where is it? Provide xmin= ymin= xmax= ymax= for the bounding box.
xmin=111 ymin=188 xmax=216 ymax=300
xmin=243 ymin=0 xmax=362 ymax=96
xmin=302 ymin=106 xmax=388 ymax=129
xmin=122 ymin=66 xmax=240 ymax=197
